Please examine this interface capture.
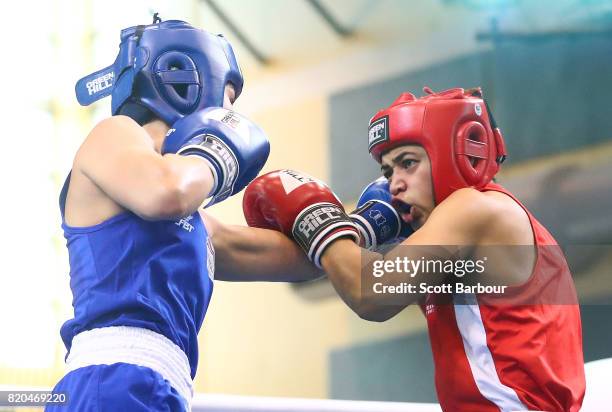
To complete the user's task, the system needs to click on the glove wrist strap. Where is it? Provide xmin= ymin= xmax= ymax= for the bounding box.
xmin=177 ymin=133 xmax=240 ymax=207
xmin=350 ymin=200 xmax=402 ymax=250
xmin=292 ymin=202 xmax=359 ymax=268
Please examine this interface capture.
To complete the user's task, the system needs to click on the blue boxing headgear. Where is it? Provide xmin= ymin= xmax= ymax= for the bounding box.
xmin=75 ymin=18 xmax=243 ymax=125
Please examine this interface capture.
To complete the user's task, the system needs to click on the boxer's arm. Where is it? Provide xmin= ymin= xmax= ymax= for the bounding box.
xmin=201 ymin=211 xmax=323 ymax=282
xmin=321 ymin=189 xmax=492 ymax=321
xmin=76 ymin=116 xmax=214 ymax=220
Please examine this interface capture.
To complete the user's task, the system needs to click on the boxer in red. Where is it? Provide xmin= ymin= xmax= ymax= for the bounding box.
xmin=243 ymin=87 xmax=585 ymax=412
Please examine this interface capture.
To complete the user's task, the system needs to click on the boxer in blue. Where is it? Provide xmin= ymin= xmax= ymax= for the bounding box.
xmin=48 ymin=16 xmax=319 ymax=412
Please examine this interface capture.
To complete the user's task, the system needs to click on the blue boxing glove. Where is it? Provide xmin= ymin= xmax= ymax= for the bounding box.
xmin=162 ymin=107 xmax=270 ymax=207
xmin=350 ymin=177 xmax=414 ymax=249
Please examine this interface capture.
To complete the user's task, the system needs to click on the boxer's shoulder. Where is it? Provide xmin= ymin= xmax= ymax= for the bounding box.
xmin=425 ymin=188 xmax=532 ymax=245
xmin=73 ymin=116 xmax=153 ymax=174
xmin=429 ymin=188 xmax=491 ymax=225
xmin=80 ymin=116 xmax=148 ymax=152
xmin=66 ymin=116 xmax=148 ymax=225
xmin=479 ymin=189 xmax=533 ymax=245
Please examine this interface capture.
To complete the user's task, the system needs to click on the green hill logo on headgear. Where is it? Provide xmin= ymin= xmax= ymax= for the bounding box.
xmin=368 ymin=115 xmax=389 ymax=149
xmin=85 ymin=72 xmax=114 ymax=96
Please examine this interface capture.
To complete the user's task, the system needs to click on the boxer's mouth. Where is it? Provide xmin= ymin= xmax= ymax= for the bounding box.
xmin=392 ymin=199 xmax=413 ymax=223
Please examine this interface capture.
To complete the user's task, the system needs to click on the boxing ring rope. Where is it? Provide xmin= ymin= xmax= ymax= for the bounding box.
xmin=189 ymin=357 xmax=612 ymax=411
xmin=2 ymin=357 xmax=611 ymax=412
xmin=0 ymin=385 xmax=439 ymax=411
xmin=191 ymin=394 xmax=441 ymax=412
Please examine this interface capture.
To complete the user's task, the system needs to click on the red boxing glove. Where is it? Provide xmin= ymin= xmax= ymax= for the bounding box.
xmin=243 ymin=169 xmax=359 ymax=268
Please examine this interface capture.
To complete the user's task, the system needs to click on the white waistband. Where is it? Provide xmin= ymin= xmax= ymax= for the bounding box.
xmin=66 ymin=326 xmax=193 ymax=410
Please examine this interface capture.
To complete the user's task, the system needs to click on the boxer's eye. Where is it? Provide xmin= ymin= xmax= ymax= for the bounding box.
xmin=381 ymin=167 xmax=392 ymax=180
xmin=401 ymin=159 xmax=416 ymax=169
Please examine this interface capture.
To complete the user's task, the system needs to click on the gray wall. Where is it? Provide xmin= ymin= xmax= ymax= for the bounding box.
xmin=329 ymin=331 xmax=435 ymax=402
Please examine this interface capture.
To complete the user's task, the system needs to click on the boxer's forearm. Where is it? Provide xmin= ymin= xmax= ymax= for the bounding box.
xmin=211 ymin=222 xmax=323 ymax=282
xmin=320 ymin=239 xmax=364 ymax=306
xmin=321 ymin=239 xmax=407 ymax=321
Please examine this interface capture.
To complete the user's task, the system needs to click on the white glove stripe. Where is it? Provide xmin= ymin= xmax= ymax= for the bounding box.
xmin=349 ymin=213 xmax=376 ymax=250
xmin=306 ymin=219 xmax=355 ymax=261
xmin=311 ymin=226 xmax=360 ymax=269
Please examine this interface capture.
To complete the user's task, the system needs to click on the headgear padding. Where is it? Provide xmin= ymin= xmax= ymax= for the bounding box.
xmin=368 ymin=87 xmax=507 ymax=204
xmin=75 ymin=19 xmax=243 ymax=125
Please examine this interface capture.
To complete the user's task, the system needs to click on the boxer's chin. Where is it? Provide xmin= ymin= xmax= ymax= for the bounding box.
xmin=407 ymin=206 xmax=427 ymax=229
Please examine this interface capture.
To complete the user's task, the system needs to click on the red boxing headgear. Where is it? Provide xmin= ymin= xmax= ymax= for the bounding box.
xmin=368 ymin=87 xmax=507 ymax=204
